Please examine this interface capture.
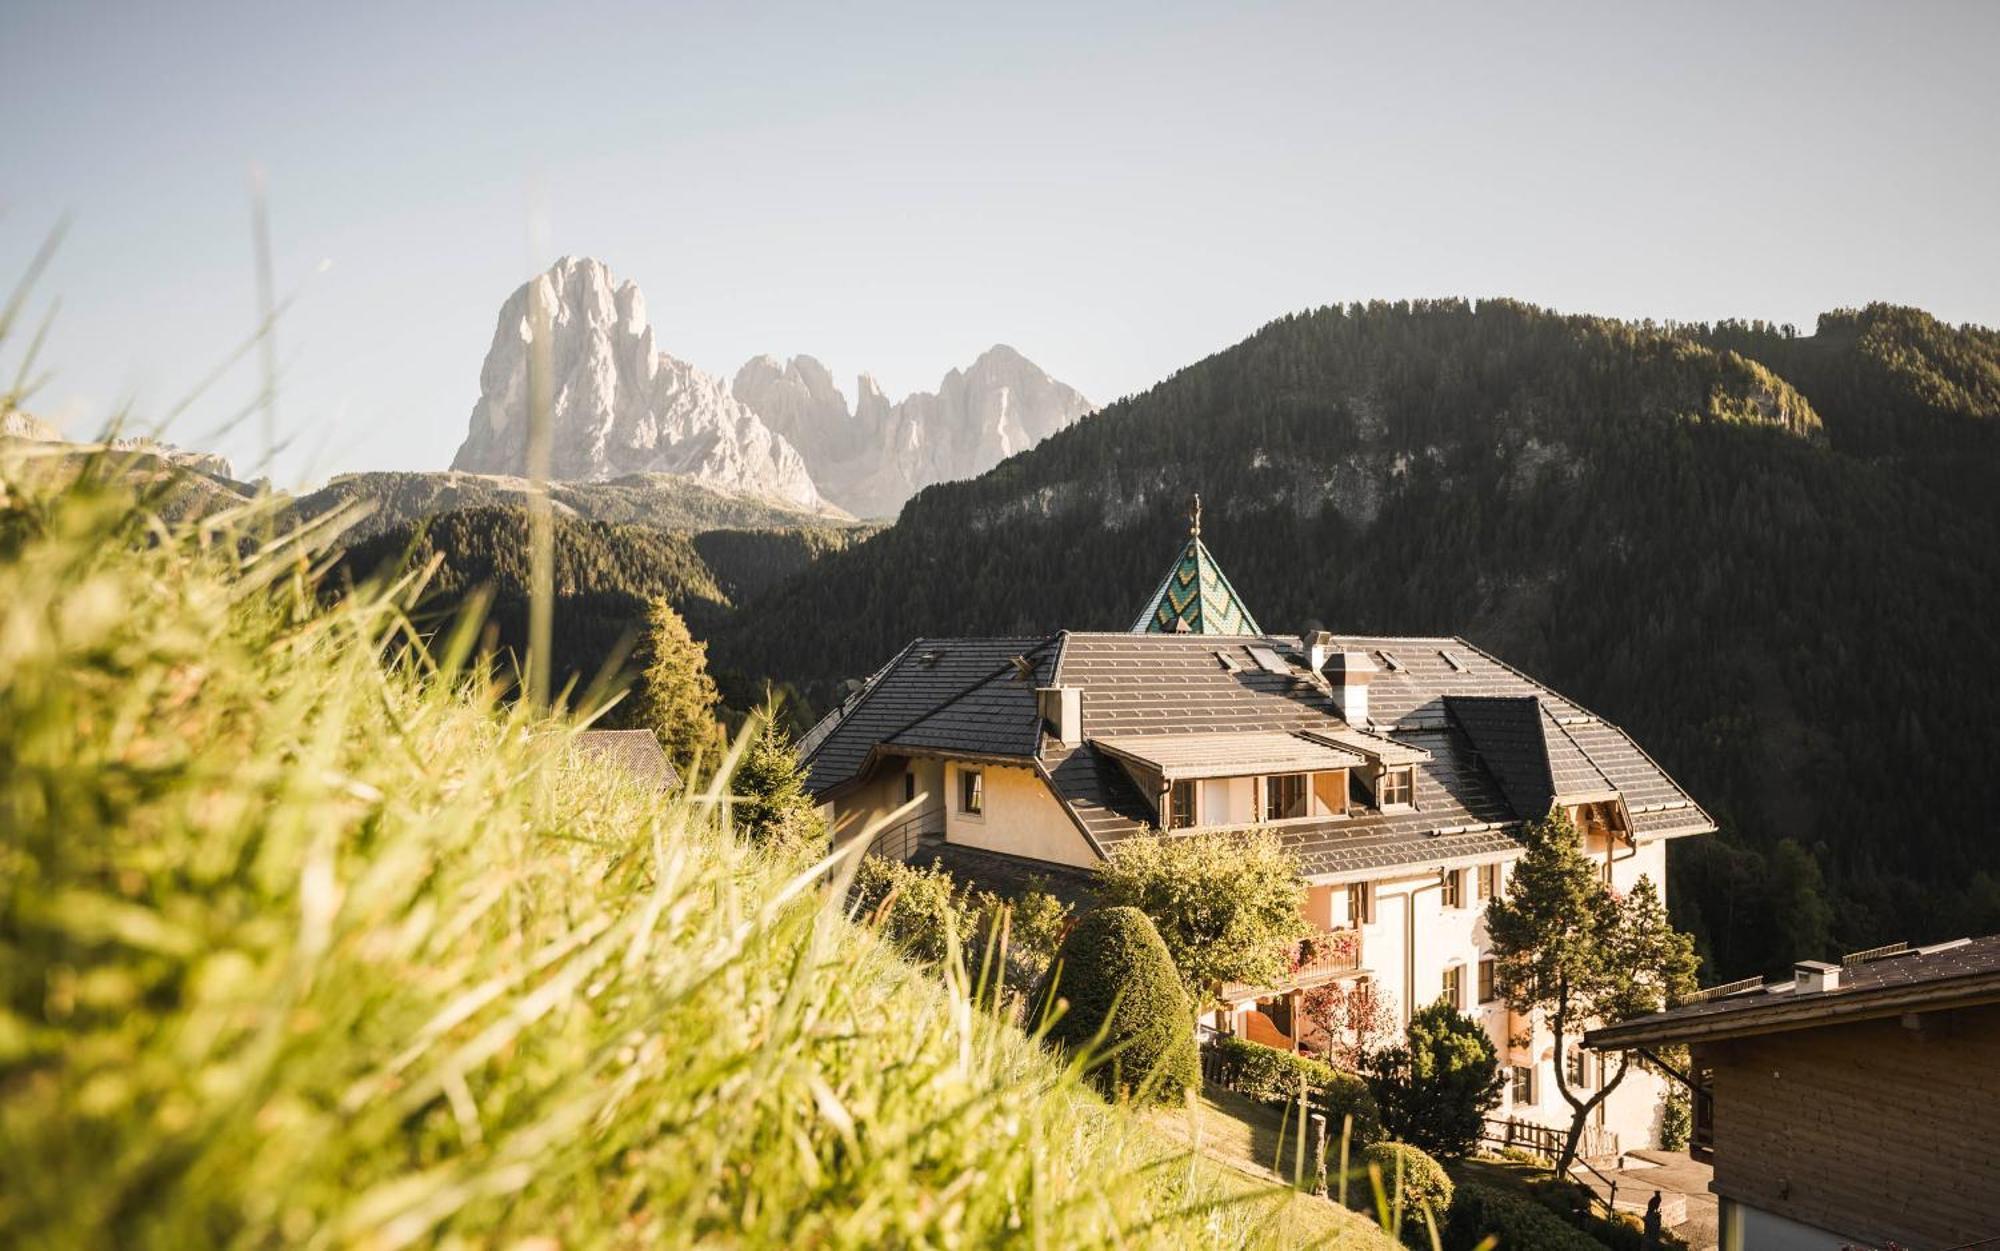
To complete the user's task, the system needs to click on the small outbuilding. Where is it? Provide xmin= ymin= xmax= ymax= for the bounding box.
xmin=1586 ymin=935 xmax=2000 ymax=1250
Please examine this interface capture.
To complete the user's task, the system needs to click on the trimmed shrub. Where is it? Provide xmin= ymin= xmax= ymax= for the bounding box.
xmin=1353 ymin=1142 xmax=1452 ymax=1226
xmin=1444 ymin=1182 xmax=1608 ymax=1251
xmin=1034 ymin=907 xmax=1199 ymax=1103
xmin=1324 ymin=1068 xmax=1386 ymax=1150
xmin=1366 ymin=1002 xmax=1505 ymax=1159
xmin=1208 ymin=1036 xmax=1336 ymax=1103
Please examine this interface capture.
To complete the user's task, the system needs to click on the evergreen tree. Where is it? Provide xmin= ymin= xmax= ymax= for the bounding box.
xmin=1364 ymin=1002 xmax=1504 ymax=1160
xmin=637 ymin=598 xmax=720 ymax=769
xmin=732 ymin=709 xmax=826 ymax=859
xmin=1485 ymin=812 xmax=1698 ymax=1175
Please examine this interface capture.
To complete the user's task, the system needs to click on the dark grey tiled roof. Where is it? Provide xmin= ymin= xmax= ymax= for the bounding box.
xmin=573 ymin=729 xmax=680 ymax=793
xmin=906 ymin=837 xmax=1101 ymax=911
xmin=1588 ymin=935 xmax=2000 ymax=1047
xmin=803 ymin=629 xmax=1714 ymax=877
xmin=801 ymin=637 xmax=1050 ymax=793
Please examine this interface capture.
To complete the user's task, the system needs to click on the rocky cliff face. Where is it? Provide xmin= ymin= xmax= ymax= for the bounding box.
xmin=733 ymin=345 xmax=1092 ymax=519
xmin=451 ymin=258 xmax=833 ymax=513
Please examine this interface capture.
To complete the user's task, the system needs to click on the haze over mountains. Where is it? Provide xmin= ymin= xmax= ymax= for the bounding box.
xmin=733 ymin=345 xmax=1092 ymax=519
xmin=450 ymin=257 xmax=1092 ymax=519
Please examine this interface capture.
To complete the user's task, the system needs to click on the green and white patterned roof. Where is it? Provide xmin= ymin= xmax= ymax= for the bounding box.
xmin=1129 ymin=498 xmax=1263 ymax=635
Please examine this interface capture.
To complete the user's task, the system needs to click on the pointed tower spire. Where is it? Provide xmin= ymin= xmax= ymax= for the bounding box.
xmin=1129 ymin=496 xmax=1264 ymax=635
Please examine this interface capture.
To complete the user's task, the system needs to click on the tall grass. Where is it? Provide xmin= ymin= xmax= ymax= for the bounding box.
xmin=0 ymin=459 xmax=1395 ymax=1248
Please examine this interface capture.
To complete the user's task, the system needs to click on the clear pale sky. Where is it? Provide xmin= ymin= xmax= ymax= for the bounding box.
xmin=4 ymin=0 xmax=1997 ymax=486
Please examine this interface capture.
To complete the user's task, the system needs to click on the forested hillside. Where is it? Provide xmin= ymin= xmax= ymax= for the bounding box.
xmin=291 ymin=468 xmax=858 ymax=540
xmin=712 ymin=299 xmax=2000 ymax=981
xmin=330 ymin=507 xmax=864 ymax=718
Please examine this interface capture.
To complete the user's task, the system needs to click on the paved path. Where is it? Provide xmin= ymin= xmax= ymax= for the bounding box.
xmin=1580 ymin=1149 xmax=1717 ymax=1251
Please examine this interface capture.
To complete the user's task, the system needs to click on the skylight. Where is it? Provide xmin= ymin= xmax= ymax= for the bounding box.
xmin=1215 ymin=650 xmax=1242 ymax=673
xmin=1439 ymin=649 xmax=1468 ymax=673
xmin=1246 ymin=644 xmax=1292 ymax=675
xmin=1376 ymin=650 xmax=1405 ymax=673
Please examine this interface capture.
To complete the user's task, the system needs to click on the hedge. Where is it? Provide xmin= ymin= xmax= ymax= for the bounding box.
xmin=1206 ymin=1036 xmax=1385 ymax=1147
xmin=1444 ymin=1182 xmax=1609 ymax=1250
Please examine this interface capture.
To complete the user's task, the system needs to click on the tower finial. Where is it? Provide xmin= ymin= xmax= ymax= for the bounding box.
xmin=1190 ymin=493 xmax=1201 ymax=538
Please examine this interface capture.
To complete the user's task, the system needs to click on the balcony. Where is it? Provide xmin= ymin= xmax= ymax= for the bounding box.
xmin=1220 ymin=927 xmax=1363 ymax=1001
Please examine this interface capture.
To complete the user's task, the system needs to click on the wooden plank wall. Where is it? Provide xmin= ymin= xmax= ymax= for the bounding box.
xmin=1703 ymin=1004 xmax=2000 ymax=1247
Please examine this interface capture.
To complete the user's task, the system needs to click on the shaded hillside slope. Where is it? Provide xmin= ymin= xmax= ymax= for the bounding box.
xmin=714 ymin=298 xmax=2000 ymax=978
xmin=331 ymin=506 xmax=867 ymax=719
xmin=291 ymin=469 xmax=862 ymax=540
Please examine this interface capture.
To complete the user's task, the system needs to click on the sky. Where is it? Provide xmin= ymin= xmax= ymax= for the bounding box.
xmin=3 ymin=0 xmax=1997 ymax=487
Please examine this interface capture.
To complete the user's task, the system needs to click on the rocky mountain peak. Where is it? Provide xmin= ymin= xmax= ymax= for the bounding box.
xmin=452 ymin=259 xmax=834 ymax=514
xmin=732 ymin=343 xmax=1092 ymax=519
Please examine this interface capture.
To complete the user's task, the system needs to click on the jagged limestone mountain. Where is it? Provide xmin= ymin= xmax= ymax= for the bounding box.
xmin=450 ymin=258 xmax=836 ymax=514
xmin=732 ymin=344 xmax=1093 ymax=519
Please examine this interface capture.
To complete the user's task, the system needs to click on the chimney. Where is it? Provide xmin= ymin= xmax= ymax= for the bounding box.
xmin=1794 ymin=960 xmax=1841 ymax=995
xmin=1038 ymin=686 xmax=1083 ymax=747
xmin=1303 ymin=629 xmax=1335 ymax=674
xmin=1326 ymin=650 xmax=1375 ymax=726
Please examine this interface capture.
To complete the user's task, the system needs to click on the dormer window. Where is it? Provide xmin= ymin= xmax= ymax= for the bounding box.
xmin=1379 ymin=767 xmax=1414 ymax=808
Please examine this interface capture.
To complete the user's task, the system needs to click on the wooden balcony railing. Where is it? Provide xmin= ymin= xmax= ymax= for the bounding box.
xmin=1222 ymin=928 xmax=1363 ymax=1000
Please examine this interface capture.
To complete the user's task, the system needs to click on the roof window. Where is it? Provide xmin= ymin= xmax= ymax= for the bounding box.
xmin=1439 ymin=648 xmax=1468 ymax=673
xmin=1376 ymin=650 xmax=1405 ymax=673
xmin=1247 ymin=644 xmax=1292 ymax=675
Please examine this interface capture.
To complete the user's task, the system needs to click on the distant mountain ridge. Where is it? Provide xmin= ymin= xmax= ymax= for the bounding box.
xmin=732 ymin=345 xmax=1092 ymax=518
xmin=450 ymin=258 xmax=836 ymax=514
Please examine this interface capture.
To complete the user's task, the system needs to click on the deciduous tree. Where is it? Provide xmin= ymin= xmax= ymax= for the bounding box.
xmin=1094 ymin=830 xmax=1310 ymax=1005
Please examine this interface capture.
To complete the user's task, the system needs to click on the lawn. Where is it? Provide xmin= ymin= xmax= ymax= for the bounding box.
xmin=1145 ymin=1088 xmax=1401 ymax=1248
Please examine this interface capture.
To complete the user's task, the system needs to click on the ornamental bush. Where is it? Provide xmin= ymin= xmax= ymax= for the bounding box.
xmin=1444 ymin=1182 xmax=1608 ymax=1251
xmin=1034 ymin=907 xmax=1200 ymax=1103
xmin=1324 ymin=1068 xmax=1386 ymax=1150
xmin=1660 ymin=1088 xmax=1692 ymax=1151
xmin=1365 ymin=1002 xmax=1505 ymax=1159
xmin=852 ymin=854 xmax=969 ymax=965
xmin=1353 ymin=1142 xmax=1453 ymax=1225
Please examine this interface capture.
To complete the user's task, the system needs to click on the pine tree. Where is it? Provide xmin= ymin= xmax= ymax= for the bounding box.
xmin=1485 ymin=812 xmax=1697 ymax=1175
xmin=732 ymin=710 xmax=826 ymax=859
xmin=636 ymin=598 xmax=720 ymax=770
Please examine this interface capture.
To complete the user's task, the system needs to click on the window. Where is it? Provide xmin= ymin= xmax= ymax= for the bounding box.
xmin=1478 ymin=958 xmax=1497 ymax=1004
xmin=1265 ymin=773 xmax=1309 ymax=820
xmin=1168 ymin=779 xmax=1196 ymax=830
xmin=1566 ymin=1046 xmax=1594 ymax=1090
xmin=959 ymin=767 xmax=984 ymax=816
xmin=1379 ymin=767 xmax=1414 ymax=808
xmin=1347 ymin=881 xmax=1375 ymax=926
xmin=1477 ymin=862 xmax=1500 ymax=901
xmin=1511 ymin=1064 xmax=1535 ymax=1106
xmin=904 ymin=772 xmax=917 ymax=804
xmin=1441 ymin=964 xmax=1464 ymax=1010
xmin=1441 ymin=867 xmax=1463 ymax=908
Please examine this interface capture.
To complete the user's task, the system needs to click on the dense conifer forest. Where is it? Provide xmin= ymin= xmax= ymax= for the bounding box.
xmin=708 ymin=299 xmax=2000 ymax=981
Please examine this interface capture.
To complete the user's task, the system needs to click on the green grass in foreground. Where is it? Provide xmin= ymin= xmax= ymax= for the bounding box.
xmin=0 ymin=461 xmax=1397 ymax=1249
